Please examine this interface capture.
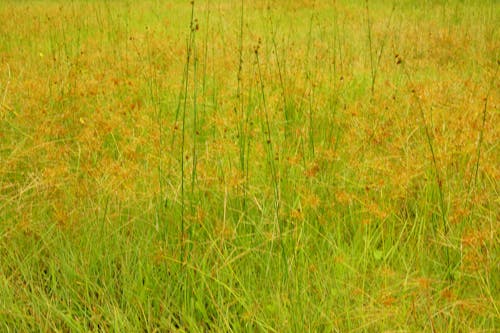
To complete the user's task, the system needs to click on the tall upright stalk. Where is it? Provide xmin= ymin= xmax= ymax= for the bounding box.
xmin=268 ymin=14 xmax=289 ymax=140
xmin=305 ymin=3 xmax=316 ymax=158
xmin=365 ymin=0 xmax=395 ymax=99
xmin=400 ymin=61 xmax=451 ymax=278
xmin=236 ymin=0 xmax=247 ymax=214
xmin=191 ymin=27 xmax=198 ymax=207
xmin=255 ymin=46 xmax=288 ymax=280
xmin=180 ymin=0 xmax=196 ymax=263
xmin=470 ymin=64 xmax=498 ymax=196
xmin=201 ymin=0 xmax=210 ymax=120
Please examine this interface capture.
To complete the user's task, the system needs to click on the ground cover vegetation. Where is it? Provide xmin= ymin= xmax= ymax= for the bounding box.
xmin=0 ymin=0 xmax=498 ymax=331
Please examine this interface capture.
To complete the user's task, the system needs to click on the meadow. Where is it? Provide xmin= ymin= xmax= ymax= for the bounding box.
xmin=0 ymin=0 xmax=498 ymax=331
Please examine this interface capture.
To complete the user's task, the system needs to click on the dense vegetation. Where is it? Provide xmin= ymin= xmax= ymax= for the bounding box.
xmin=0 ymin=0 xmax=498 ymax=331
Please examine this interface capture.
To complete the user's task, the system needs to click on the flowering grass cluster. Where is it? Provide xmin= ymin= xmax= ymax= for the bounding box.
xmin=0 ymin=0 xmax=498 ymax=331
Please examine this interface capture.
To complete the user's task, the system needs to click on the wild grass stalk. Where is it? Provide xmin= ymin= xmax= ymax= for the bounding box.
xmin=201 ymin=0 xmax=210 ymax=121
xmin=399 ymin=59 xmax=452 ymax=278
xmin=144 ymin=23 xmax=167 ymax=232
xmin=190 ymin=24 xmax=199 ymax=209
xmin=469 ymin=63 xmax=498 ymax=197
xmin=236 ymin=0 xmax=248 ymax=216
xmin=268 ymin=12 xmax=290 ymax=141
xmin=254 ymin=44 xmax=288 ymax=280
xmin=365 ymin=0 xmax=375 ymax=97
xmin=305 ymin=3 xmax=316 ymax=158
xmin=365 ymin=0 xmax=395 ymax=99
xmin=180 ymin=1 xmax=197 ymax=263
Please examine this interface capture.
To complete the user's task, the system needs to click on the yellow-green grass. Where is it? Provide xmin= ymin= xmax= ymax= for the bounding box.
xmin=0 ymin=0 xmax=498 ymax=331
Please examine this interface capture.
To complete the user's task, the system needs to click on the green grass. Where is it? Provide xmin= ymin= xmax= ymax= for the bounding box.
xmin=0 ymin=0 xmax=499 ymax=331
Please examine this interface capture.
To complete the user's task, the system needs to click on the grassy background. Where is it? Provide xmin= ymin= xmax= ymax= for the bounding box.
xmin=0 ymin=0 xmax=498 ymax=331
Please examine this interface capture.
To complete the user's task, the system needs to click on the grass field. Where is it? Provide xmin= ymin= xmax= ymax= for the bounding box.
xmin=0 ymin=0 xmax=499 ymax=331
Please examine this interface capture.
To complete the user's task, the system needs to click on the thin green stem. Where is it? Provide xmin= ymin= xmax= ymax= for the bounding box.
xmin=255 ymin=48 xmax=288 ymax=280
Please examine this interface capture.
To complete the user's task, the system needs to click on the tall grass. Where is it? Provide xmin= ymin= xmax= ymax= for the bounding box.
xmin=0 ymin=0 xmax=498 ymax=331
